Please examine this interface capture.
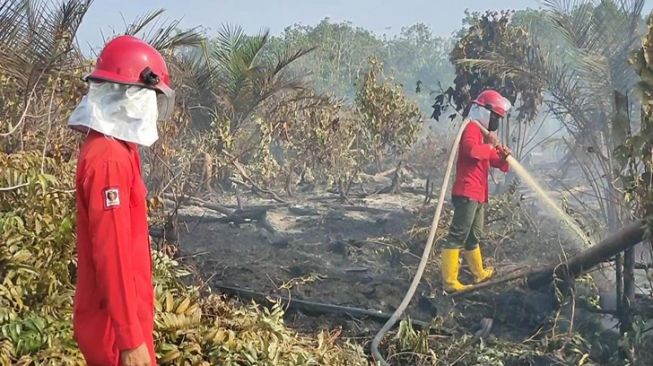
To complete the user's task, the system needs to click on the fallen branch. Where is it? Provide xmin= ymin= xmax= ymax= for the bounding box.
xmin=212 ymin=282 xmax=431 ymax=329
xmin=162 ymin=196 xmax=276 ymax=232
xmin=162 ymin=194 xmax=233 ymax=215
xmin=223 ymin=151 xmax=288 ymax=203
xmin=215 ymin=207 xmax=272 ymax=226
xmin=377 ymin=161 xmax=404 ymax=194
xmin=526 ymin=222 xmax=645 ymax=289
xmin=374 ymin=167 xmax=398 ymax=178
xmin=161 ymin=194 xmax=284 ymax=233
xmin=231 ymin=178 xmax=286 ymax=203
xmin=394 ymin=186 xmax=429 ymax=197
xmin=486 ymin=215 xmax=509 ymax=225
xmin=0 ymin=182 xmax=29 ymax=192
xmin=451 ymin=222 xmax=645 ymax=296
xmin=451 ymin=268 xmax=532 ymax=297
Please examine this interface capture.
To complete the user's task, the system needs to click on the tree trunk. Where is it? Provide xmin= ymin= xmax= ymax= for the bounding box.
xmin=338 ymin=179 xmax=348 ymax=202
xmin=284 ymin=162 xmax=295 ymax=198
xmin=612 ymin=90 xmax=634 ymax=336
xmin=453 ymin=222 xmax=645 ymax=296
xmin=621 ymin=247 xmax=635 ymax=334
xmin=616 ymin=252 xmax=624 ymax=316
xmin=525 ymin=222 xmax=644 ymax=289
xmin=424 ymin=175 xmax=433 ymax=205
xmin=388 ymin=160 xmax=403 ymax=194
xmin=375 ymin=150 xmax=384 ymax=173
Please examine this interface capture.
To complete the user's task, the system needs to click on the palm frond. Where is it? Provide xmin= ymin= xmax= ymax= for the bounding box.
xmin=0 ymin=0 xmax=91 ymax=87
xmin=542 ymin=0 xmax=644 ymax=95
xmin=173 ymin=44 xmax=212 ymax=89
xmin=458 ymin=37 xmax=597 ymax=134
xmin=210 ymin=26 xmax=270 ymax=108
xmin=543 ymin=0 xmax=596 ymax=50
xmin=125 ymin=8 xmax=165 ymax=36
xmin=212 ymin=24 xmax=246 ymax=66
xmin=455 ymin=57 xmax=531 ymax=80
xmin=0 ymin=1 xmax=28 ymax=47
xmin=206 ymin=24 xmax=312 ymax=130
xmin=124 ymin=8 xmax=204 ymax=52
xmin=213 ymin=25 xmax=269 ymax=72
xmin=214 ymin=24 xmax=246 ymax=54
xmin=271 ymin=46 xmax=316 ymax=77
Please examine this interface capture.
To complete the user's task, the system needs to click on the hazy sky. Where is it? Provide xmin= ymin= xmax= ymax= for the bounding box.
xmin=76 ymin=0 xmax=653 ymax=52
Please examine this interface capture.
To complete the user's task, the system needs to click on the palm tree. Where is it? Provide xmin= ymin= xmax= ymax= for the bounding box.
xmin=208 ymin=24 xmax=315 ymax=133
xmin=177 ymin=24 xmax=316 ymax=190
xmin=0 ymin=0 xmax=92 ymax=150
xmin=0 ymin=0 xmax=90 ymax=84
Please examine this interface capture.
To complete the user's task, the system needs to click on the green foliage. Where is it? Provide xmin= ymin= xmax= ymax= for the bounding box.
xmin=394 ymin=318 xmax=430 ymax=355
xmin=0 ymin=151 xmax=368 ymax=365
xmin=274 ymin=19 xmax=454 ymax=110
xmin=384 ymin=314 xmax=600 ymax=366
xmin=382 ymin=24 xmax=455 ymax=101
xmin=0 ymin=0 xmax=92 ymax=154
xmin=268 ymin=91 xmax=365 ymax=194
xmin=0 ymin=151 xmax=81 ymax=364
xmin=151 ymin=253 xmax=368 ymax=365
xmin=441 ymin=1 xmax=646 ymax=231
xmin=131 ymin=17 xmax=451 ymax=196
xmin=356 ymin=57 xmax=422 ymax=165
xmin=208 ymin=25 xmax=313 ymax=129
xmin=187 ymin=35 xmax=425 ymax=195
xmin=620 ymin=11 xmax=653 ymax=219
xmin=169 ymin=25 xmax=319 ymax=191
xmin=8 ymin=3 xmax=651 ymax=365
xmin=275 ymin=19 xmax=385 ymax=99
xmin=444 ymin=10 xmax=544 ymax=123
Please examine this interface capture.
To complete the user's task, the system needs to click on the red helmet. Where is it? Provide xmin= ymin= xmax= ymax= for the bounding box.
xmin=472 ymin=89 xmax=511 ymax=118
xmin=84 ymin=35 xmax=175 ymax=120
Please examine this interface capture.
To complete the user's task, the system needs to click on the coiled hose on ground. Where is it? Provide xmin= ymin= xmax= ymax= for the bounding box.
xmin=370 ymin=119 xmax=472 ymax=365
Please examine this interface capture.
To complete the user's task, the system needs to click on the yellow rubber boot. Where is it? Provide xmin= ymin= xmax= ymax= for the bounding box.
xmin=463 ymin=246 xmax=494 ymax=284
xmin=441 ymin=249 xmax=470 ymax=292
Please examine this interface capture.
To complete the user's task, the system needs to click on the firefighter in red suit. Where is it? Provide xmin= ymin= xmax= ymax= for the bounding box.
xmin=68 ymin=35 xmax=176 ymax=366
xmin=441 ymin=89 xmax=512 ymax=293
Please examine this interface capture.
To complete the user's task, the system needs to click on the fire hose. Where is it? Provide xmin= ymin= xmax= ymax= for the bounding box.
xmin=371 ymin=117 xmax=592 ymax=364
xmin=370 ymin=119 xmax=472 ymax=365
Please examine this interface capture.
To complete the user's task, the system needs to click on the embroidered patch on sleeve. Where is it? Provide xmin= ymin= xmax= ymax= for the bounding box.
xmin=103 ymin=188 xmax=121 ymax=209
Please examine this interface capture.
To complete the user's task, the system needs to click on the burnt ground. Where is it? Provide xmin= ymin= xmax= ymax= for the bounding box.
xmin=170 ymin=174 xmax=564 ymax=344
xmin=150 ymin=158 xmax=653 ymax=365
xmin=178 ymin=184 xmax=431 ymax=327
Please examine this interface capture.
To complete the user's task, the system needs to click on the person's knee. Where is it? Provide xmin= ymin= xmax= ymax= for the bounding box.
xmin=443 ymin=239 xmax=463 ymax=250
xmin=446 ymin=227 xmax=469 ymax=250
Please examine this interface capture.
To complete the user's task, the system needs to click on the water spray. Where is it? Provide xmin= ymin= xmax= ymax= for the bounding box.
xmin=470 ymin=121 xmax=592 ymax=246
xmin=370 ymin=118 xmax=592 ymax=365
xmin=502 ymin=153 xmax=592 ymax=246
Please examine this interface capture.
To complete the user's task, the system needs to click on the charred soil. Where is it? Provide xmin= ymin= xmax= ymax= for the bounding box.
xmin=171 ymin=176 xmax=573 ymax=351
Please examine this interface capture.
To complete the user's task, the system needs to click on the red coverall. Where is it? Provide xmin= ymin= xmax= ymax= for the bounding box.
xmin=73 ymin=131 xmax=156 ymax=366
xmin=451 ymin=122 xmax=509 ymax=203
